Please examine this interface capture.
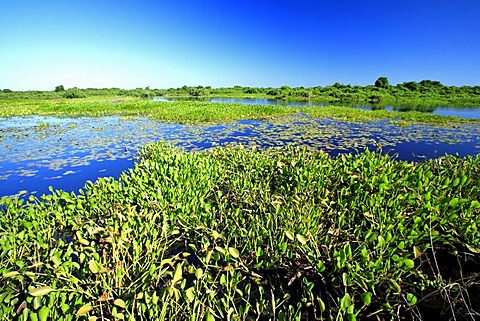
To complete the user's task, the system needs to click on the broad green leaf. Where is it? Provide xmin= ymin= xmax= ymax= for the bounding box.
xmin=228 ymin=247 xmax=240 ymax=258
xmin=2 ymin=271 xmax=19 ymax=278
xmin=470 ymin=200 xmax=480 ymax=209
xmin=171 ymin=263 xmax=183 ymax=286
xmin=340 ymin=293 xmax=352 ymax=310
xmin=76 ymin=303 xmax=93 ymax=316
xmin=185 ymin=287 xmax=195 ymax=303
xmin=406 ymin=293 xmax=417 ymax=306
xmin=361 ymin=292 xmax=372 ymax=306
xmin=449 ymin=198 xmax=459 ymax=207
xmin=212 ymin=230 xmax=222 ymax=240
xmin=114 ymin=298 xmax=126 ymax=309
xmin=285 ymin=230 xmax=294 ymax=241
xmin=29 ymin=286 xmax=54 ymax=297
xmin=206 ymin=310 xmax=215 ymax=321
xmin=296 ymin=233 xmax=308 ymax=245
xmin=88 ymin=260 xmax=102 ymax=274
xmin=404 ymin=259 xmax=414 ymax=270
xmin=452 ymin=177 xmax=460 ymax=186
xmin=38 ymin=306 xmax=49 ymax=321
xmin=51 ymin=253 xmax=62 ymax=267
xmin=316 ymin=297 xmax=326 ymax=312
xmin=466 ymin=244 xmax=480 ymax=254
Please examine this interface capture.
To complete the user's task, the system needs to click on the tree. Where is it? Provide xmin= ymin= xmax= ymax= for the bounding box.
xmin=54 ymin=85 xmax=65 ymax=92
xmin=374 ymin=77 xmax=390 ymax=89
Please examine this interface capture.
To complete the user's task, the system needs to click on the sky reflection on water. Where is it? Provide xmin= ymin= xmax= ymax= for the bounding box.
xmin=153 ymin=97 xmax=480 ymax=119
xmin=1 ymin=114 xmax=479 ymax=199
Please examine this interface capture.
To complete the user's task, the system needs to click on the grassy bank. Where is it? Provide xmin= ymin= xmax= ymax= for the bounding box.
xmin=0 ymin=98 xmax=478 ymax=125
xmin=1 ymin=144 xmax=479 ymax=320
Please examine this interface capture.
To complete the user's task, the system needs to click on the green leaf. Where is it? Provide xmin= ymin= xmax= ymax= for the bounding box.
xmin=212 ymin=230 xmax=222 ymax=240
xmin=470 ymin=200 xmax=480 ymax=209
xmin=228 ymin=247 xmax=240 ymax=258
xmin=88 ymin=260 xmax=102 ymax=274
xmin=340 ymin=293 xmax=352 ymax=311
xmin=452 ymin=177 xmax=460 ymax=186
xmin=406 ymin=293 xmax=417 ymax=306
xmin=206 ymin=310 xmax=215 ymax=321
xmin=29 ymin=286 xmax=54 ymax=297
xmin=404 ymin=258 xmax=414 ymax=270
xmin=413 ymin=246 xmax=422 ymax=259
xmin=466 ymin=244 xmax=480 ymax=254
xmin=449 ymin=198 xmax=459 ymax=207
xmin=361 ymin=292 xmax=372 ymax=306
xmin=285 ymin=230 xmax=294 ymax=241
xmin=316 ymin=297 xmax=326 ymax=312
xmin=171 ymin=262 xmax=183 ymax=286
xmin=51 ymin=252 xmax=62 ymax=267
xmin=185 ymin=287 xmax=195 ymax=303
xmin=75 ymin=303 xmax=93 ymax=316
xmin=296 ymin=233 xmax=308 ymax=245
xmin=38 ymin=306 xmax=49 ymax=321
xmin=2 ymin=271 xmax=19 ymax=278
xmin=114 ymin=298 xmax=126 ymax=309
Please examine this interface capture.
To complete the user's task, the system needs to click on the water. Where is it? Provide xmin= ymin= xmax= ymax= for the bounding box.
xmin=1 ymin=114 xmax=479 ymax=199
xmin=153 ymin=97 xmax=480 ymax=118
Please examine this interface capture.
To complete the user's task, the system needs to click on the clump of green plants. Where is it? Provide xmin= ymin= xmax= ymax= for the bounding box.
xmin=63 ymin=88 xmax=87 ymax=99
xmin=1 ymin=144 xmax=479 ymax=320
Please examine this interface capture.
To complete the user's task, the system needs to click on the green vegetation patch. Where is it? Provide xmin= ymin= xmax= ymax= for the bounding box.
xmin=1 ymin=98 xmax=478 ymax=126
xmin=1 ymin=144 xmax=479 ymax=320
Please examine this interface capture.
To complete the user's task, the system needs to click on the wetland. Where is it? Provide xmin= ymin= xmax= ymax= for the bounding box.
xmin=1 ymin=90 xmax=480 ymax=320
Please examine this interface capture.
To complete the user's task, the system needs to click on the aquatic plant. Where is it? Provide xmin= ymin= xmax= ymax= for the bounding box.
xmin=1 ymin=144 xmax=479 ymax=320
xmin=1 ymin=98 xmax=478 ymax=125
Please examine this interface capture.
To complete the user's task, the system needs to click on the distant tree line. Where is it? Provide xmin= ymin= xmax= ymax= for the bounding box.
xmin=1 ymin=78 xmax=480 ymax=106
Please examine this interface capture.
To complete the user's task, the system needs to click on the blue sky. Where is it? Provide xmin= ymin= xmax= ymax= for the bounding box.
xmin=1 ymin=0 xmax=479 ymax=90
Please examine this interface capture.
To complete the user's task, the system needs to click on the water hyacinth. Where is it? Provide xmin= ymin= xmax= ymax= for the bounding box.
xmin=1 ymin=144 xmax=479 ymax=320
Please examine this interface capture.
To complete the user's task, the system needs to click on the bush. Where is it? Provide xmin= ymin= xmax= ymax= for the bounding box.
xmin=63 ymin=88 xmax=86 ymax=99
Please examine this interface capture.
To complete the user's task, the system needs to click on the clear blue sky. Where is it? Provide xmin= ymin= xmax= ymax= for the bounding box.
xmin=1 ymin=0 xmax=479 ymax=90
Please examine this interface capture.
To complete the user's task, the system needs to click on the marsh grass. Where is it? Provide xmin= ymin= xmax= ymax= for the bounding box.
xmin=1 ymin=144 xmax=479 ymax=320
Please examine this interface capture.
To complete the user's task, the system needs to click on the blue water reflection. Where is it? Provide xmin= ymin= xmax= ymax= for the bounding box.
xmin=153 ymin=97 xmax=480 ymax=118
xmin=1 ymin=114 xmax=479 ymax=199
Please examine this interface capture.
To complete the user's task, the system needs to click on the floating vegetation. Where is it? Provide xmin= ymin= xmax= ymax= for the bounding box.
xmin=1 ymin=145 xmax=479 ymax=320
xmin=0 ymin=114 xmax=479 ymax=198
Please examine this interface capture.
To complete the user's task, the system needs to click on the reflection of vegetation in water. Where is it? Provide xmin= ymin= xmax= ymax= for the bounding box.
xmin=1 ymin=145 xmax=479 ymax=320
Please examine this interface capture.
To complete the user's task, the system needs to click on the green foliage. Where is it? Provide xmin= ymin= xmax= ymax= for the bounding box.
xmin=63 ymin=88 xmax=86 ymax=99
xmin=1 ymin=145 xmax=479 ymax=320
xmin=375 ymin=76 xmax=390 ymax=89
xmin=54 ymin=85 xmax=65 ymax=92
xmin=2 ymin=80 xmax=480 ymax=107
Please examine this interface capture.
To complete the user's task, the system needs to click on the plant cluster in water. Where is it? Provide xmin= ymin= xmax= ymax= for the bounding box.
xmin=1 ymin=144 xmax=479 ymax=320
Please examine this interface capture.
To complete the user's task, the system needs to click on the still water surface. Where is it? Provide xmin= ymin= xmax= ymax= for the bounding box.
xmin=153 ymin=97 xmax=480 ymax=119
xmin=1 ymin=113 xmax=479 ymax=199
